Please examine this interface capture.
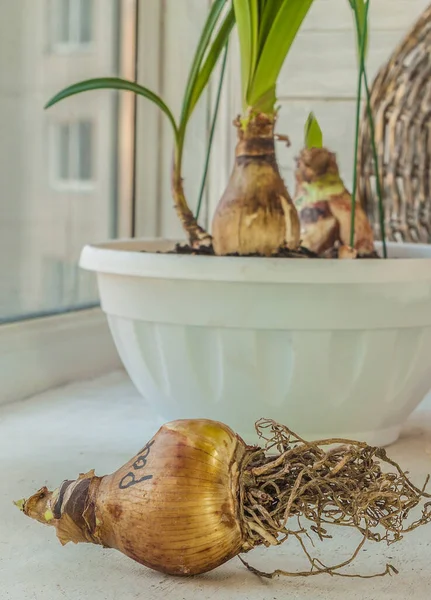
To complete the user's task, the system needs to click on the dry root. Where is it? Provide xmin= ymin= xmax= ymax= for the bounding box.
xmin=240 ymin=419 xmax=431 ymax=579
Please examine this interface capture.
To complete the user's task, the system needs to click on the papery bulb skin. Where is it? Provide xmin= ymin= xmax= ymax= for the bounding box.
xmin=294 ymin=147 xmax=375 ymax=256
xmin=211 ymin=115 xmax=300 ymax=256
xmin=19 ymin=419 xmax=250 ymax=576
xmin=96 ymin=419 xmax=249 ymax=575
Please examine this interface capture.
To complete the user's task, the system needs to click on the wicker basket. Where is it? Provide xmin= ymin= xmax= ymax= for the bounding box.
xmin=358 ymin=4 xmax=431 ymax=243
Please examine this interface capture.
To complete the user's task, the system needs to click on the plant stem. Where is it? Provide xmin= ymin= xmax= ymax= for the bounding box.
xmin=171 ymin=151 xmax=212 ymax=247
xmin=195 ymin=40 xmax=230 ymax=220
xmin=350 ymin=1 xmax=370 ymax=248
xmin=351 ymin=0 xmax=387 ymax=257
xmin=362 ymin=69 xmax=387 ymax=257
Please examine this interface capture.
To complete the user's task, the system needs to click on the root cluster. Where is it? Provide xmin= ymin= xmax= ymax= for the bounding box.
xmin=240 ymin=419 xmax=431 ymax=579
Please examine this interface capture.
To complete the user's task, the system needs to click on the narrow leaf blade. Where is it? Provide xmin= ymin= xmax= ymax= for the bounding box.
xmin=257 ymin=0 xmax=285 ymax=58
xmin=249 ymin=0 xmax=260 ymax=87
xmin=195 ymin=40 xmax=230 ymax=220
xmin=233 ymin=0 xmax=253 ymax=109
xmin=304 ymin=112 xmax=323 ymax=148
xmin=180 ymin=0 xmax=229 ymax=129
xmin=348 ymin=0 xmax=369 ymax=60
xmin=248 ymin=0 xmax=315 ymax=111
xmin=44 ymin=77 xmax=178 ymax=137
xmin=188 ymin=7 xmax=235 ymax=116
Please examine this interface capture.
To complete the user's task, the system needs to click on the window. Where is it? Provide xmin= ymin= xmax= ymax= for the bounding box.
xmin=1 ymin=0 xmax=211 ymax=324
xmin=51 ymin=0 xmax=94 ymax=51
xmin=51 ymin=120 xmax=94 ymax=190
xmin=0 ymin=0 xmax=123 ymax=323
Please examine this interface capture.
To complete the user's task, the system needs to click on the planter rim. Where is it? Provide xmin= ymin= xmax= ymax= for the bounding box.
xmin=79 ymin=238 xmax=431 ymax=284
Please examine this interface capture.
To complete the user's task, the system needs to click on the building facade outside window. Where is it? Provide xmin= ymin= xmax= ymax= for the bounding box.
xmin=51 ymin=120 xmax=94 ymax=191
xmin=50 ymin=0 xmax=94 ymax=52
xmin=0 ymin=0 xmax=119 ymax=322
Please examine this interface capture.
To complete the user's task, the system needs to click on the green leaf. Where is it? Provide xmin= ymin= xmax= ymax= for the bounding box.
xmin=188 ymin=7 xmax=235 ymax=117
xmin=257 ymin=0 xmax=285 ymax=58
xmin=348 ymin=0 xmax=369 ymax=60
xmin=179 ymin=0 xmax=229 ymax=132
xmin=248 ymin=0 xmax=315 ymax=112
xmin=249 ymin=0 xmax=260 ymax=85
xmin=44 ymin=77 xmax=178 ymax=139
xmin=350 ymin=0 xmax=370 ymax=247
xmin=195 ymin=40 xmax=230 ymax=220
xmin=304 ymin=112 xmax=323 ymax=148
xmin=257 ymin=0 xmax=266 ymax=18
xmin=233 ymin=0 xmax=259 ymax=110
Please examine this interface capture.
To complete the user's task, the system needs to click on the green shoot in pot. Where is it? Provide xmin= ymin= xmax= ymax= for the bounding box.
xmin=294 ymin=112 xmax=375 ymax=258
xmin=211 ymin=0 xmax=315 ymax=255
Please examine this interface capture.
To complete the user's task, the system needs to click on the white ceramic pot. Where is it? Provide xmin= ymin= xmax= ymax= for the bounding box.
xmin=80 ymin=239 xmax=431 ymax=446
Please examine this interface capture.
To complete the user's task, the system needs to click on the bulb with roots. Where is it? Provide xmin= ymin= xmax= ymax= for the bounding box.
xmin=15 ymin=418 xmax=431 ymax=579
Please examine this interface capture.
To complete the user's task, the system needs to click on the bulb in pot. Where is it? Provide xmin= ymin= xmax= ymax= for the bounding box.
xmin=211 ymin=115 xmax=300 ymax=256
xmin=293 ymin=147 xmax=375 ymax=257
xmin=16 ymin=418 xmax=431 ymax=579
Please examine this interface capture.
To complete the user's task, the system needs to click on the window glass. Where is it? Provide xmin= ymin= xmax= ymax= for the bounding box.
xmin=53 ymin=0 xmax=94 ymax=48
xmin=1 ymin=0 xmax=120 ymax=322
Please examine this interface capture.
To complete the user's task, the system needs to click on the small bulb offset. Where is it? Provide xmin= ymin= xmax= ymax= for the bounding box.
xmin=293 ymin=147 xmax=375 ymax=257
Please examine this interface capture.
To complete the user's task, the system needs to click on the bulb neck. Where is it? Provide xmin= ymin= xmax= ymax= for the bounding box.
xmin=235 ymin=114 xmax=276 ymax=163
xmin=19 ymin=472 xmax=103 ymax=546
xmin=295 ymin=147 xmax=342 ymax=184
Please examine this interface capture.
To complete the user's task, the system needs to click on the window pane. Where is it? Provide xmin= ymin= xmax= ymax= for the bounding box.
xmin=1 ymin=0 xmax=122 ymax=322
xmin=79 ymin=0 xmax=93 ymax=44
xmin=58 ymin=123 xmax=70 ymax=180
xmin=59 ymin=0 xmax=71 ymax=43
xmin=78 ymin=121 xmax=93 ymax=181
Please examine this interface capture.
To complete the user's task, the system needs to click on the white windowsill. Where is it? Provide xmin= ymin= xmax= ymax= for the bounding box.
xmin=0 ymin=308 xmax=122 ymax=406
xmin=1 ymin=371 xmax=431 ymax=599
